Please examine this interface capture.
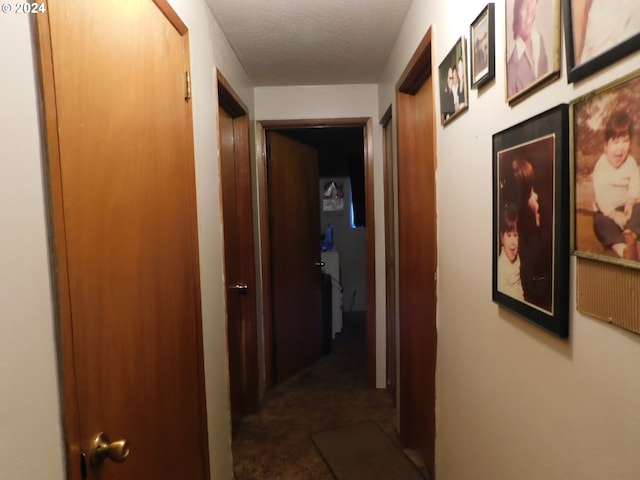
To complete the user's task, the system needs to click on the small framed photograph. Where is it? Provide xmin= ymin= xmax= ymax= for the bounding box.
xmin=470 ymin=3 xmax=495 ymax=89
xmin=571 ymin=70 xmax=640 ymax=267
xmin=505 ymin=0 xmax=561 ymax=104
xmin=322 ymin=181 xmax=344 ymax=211
xmin=492 ymin=104 xmax=570 ymax=337
xmin=563 ymin=0 xmax=640 ymax=83
xmin=438 ymin=36 xmax=469 ymax=126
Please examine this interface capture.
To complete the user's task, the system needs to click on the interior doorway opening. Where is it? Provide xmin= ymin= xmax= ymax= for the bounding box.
xmin=257 ymin=119 xmax=377 ymax=391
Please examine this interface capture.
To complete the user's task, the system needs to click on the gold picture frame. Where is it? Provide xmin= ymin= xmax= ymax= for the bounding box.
xmin=505 ymin=0 xmax=561 ymax=104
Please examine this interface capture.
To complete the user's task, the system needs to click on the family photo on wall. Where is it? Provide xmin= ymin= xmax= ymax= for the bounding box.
xmin=436 ymin=0 xmax=640 ymax=336
xmin=493 ymin=105 xmax=569 ymax=337
xmin=505 ymin=0 xmax=560 ymax=103
xmin=563 ymin=0 xmax=640 ymax=82
xmin=497 ymin=136 xmax=554 ymax=311
xmin=470 ymin=3 xmax=495 ymax=89
xmin=438 ymin=36 xmax=468 ymax=125
xmin=572 ymin=71 xmax=640 ymax=267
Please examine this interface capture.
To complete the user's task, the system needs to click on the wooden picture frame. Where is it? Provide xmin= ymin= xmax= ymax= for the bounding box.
xmin=505 ymin=0 xmax=561 ymax=104
xmin=470 ymin=3 xmax=495 ymax=89
xmin=571 ymin=70 xmax=640 ymax=267
xmin=493 ymin=104 xmax=570 ymax=337
xmin=563 ymin=0 xmax=640 ymax=83
xmin=438 ymin=36 xmax=469 ymax=126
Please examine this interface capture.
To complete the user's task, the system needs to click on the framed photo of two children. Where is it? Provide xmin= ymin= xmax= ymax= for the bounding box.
xmin=492 ymin=105 xmax=570 ymax=337
xmin=571 ymin=70 xmax=640 ymax=268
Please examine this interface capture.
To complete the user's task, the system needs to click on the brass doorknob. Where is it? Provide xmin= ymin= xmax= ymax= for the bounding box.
xmin=89 ymin=432 xmax=130 ymax=465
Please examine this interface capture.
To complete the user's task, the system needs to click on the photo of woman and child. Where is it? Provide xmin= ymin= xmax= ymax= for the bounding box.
xmin=497 ymin=137 xmax=555 ymax=313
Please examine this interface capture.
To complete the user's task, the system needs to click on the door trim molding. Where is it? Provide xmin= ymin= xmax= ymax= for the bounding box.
xmin=257 ymin=118 xmax=377 ymax=388
xmin=216 ymin=70 xmax=259 ymax=423
xmin=394 ymin=27 xmax=437 ymax=478
xmin=35 ymin=12 xmax=80 ymax=477
xmin=380 ymin=104 xmax=397 ymax=397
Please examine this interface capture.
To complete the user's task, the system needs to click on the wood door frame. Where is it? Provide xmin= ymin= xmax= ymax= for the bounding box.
xmin=380 ymin=104 xmax=397 ymax=398
xmin=257 ymin=118 xmax=377 ymax=389
xmin=216 ymin=70 xmax=259 ymax=419
xmin=35 ymin=3 xmax=210 ymax=478
xmin=395 ymin=27 xmax=437 ymax=478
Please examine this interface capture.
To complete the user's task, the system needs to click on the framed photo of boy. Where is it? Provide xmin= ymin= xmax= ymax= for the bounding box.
xmin=438 ymin=36 xmax=468 ymax=126
xmin=492 ymin=104 xmax=570 ymax=337
xmin=563 ymin=0 xmax=640 ymax=83
xmin=505 ymin=0 xmax=561 ymax=104
xmin=470 ymin=3 xmax=495 ymax=89
xmin=571 ymin=70 xmax=640 ymax=268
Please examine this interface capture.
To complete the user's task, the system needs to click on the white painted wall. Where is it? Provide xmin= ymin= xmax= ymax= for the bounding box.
xmin=255 ymin=85 xmax=387 ymax=387
xmin=167 ymin=0 xmax=254 ymax=478
xmin=379 ymin=1 xmax=640 ymax=479
xmin=0 ymin=1 xmax=251 ymax=478
xmin=0 ymin=14 xmax=65 ymax=480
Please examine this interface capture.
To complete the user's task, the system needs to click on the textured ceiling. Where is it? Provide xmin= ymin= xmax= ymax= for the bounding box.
xmin=205 ymin=0 xmax=413 ymax=86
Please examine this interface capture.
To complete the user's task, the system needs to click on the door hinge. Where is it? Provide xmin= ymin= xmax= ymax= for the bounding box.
xmin=185 ymin=70 xmax=191 ymax=101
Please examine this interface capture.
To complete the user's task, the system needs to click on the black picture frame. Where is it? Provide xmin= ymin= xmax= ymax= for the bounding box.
xmin=505 ymin=0 xmax=561 ymax=104
xmin=470 ymin=3 xmax=495 ymax=89
xmin=438 ymin=36 xmax=469 ymax=126
xmin=563 ymin=0 xmax=640 ymax=83
xmin=571 ymin=69 xmax=640 ymax=267
xmin=492 ymin=104 xmax=569 ymax=337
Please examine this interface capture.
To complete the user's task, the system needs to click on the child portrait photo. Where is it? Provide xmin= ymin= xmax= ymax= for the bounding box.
xmin=572 ymin=72 xmax=640 ymax=267
xmin=505 ymin=0 xmax=560 ymax=103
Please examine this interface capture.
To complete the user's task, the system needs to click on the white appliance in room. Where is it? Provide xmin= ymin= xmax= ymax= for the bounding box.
xmin=321 ymin=251 xmax=342 ymax=338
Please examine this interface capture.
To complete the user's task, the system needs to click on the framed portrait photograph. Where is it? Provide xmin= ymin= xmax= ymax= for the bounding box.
xmin=322 ymin=181 xmax=344 ymax=211
xmin=563 ymin=0 xmax=640 ymax=83
xmin=571 ymin=70 xmax=640 ymax=267
xmin=505 ymin=0 xmax=561 ymax=104
xmin=438 ymin=36 xmax=469 ymax=126
xmin=470 ymin=3 xmax=495 ymax=89
xmin=493 ymin=104 xmax=570 ymax=337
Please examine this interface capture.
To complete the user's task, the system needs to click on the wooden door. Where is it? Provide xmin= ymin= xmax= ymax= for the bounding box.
xmin=381 ymin=108 xmax=397 ymax=397
xmin=217 ymin=74 xmax=258 ymax=435
xmin=396 ymin=29 xmax=437 ymax=479
xmin=268 ymin=131 xmax=323 ymax=383
xmin=36 ymin=1 xmax=209 ymax=478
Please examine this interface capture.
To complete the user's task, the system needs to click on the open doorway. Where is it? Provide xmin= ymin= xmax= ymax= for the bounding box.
xmin=257 ymin=119 xmax=376 ymax=390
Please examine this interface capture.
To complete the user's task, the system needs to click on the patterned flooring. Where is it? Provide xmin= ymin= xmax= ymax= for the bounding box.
xmin=232 ymin=312 xmax=428 ymax=479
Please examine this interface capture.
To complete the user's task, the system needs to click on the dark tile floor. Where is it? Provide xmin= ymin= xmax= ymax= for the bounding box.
xmin=232 ymin=312 xmax=428 ymax=479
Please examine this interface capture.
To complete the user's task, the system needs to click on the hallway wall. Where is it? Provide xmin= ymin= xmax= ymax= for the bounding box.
xmin=0 ymin=1 xmax=252 ymax=478
xmin=379 ymin=1 xmax=640 ymax=479
xmin=0 ymin=14 xmax=65 ymax=480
